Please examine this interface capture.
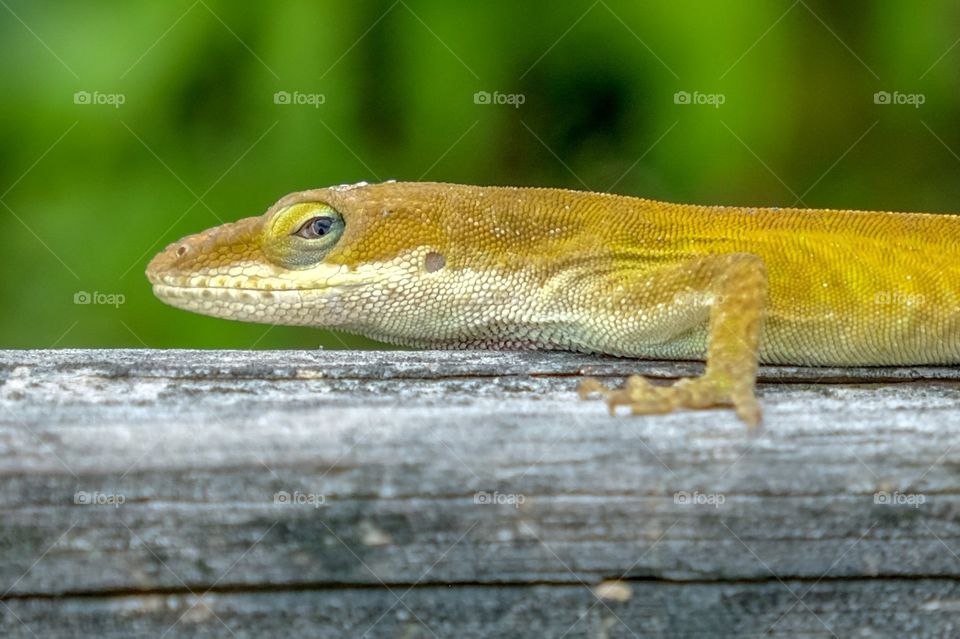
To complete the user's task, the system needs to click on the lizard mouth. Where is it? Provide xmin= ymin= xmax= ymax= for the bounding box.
xmin=150 ymin=271 xmax=376 ymax=306
xmin=150 ymin=282 xmax=300 ymax=303
xmin=149 ymin=271 xmax=375 ymax=292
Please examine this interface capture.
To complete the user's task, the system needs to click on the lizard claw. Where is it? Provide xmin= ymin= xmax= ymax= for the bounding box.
xmin=578 ymin=374 xmax=761 ymax=428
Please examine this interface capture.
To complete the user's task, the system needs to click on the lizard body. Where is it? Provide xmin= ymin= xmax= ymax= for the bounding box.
xmin=147 ymin=181 xmax=960 ymax=425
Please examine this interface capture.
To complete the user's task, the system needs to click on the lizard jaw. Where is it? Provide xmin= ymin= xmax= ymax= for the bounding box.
xmin=150 ymin=282 xmax=333 ymax=326
xmin=148 ymin=261 xmax=402 ymax=327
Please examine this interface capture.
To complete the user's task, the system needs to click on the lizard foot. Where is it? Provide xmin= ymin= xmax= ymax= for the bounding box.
xmin=578 ymin=375 xmax=761 ymax=428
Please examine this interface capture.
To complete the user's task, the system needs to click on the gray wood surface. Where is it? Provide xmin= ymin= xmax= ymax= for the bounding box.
xmin=2 ymin=349 xmax=960 ymax=638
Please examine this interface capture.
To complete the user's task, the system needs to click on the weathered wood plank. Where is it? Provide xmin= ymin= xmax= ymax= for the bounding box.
xmin=3 ymin=580 xmax=960 ymax=639
xmin=4 ymin=347 xmax=960 ymax=381
xmin=1 ymin=349 xmax=959 ymax=636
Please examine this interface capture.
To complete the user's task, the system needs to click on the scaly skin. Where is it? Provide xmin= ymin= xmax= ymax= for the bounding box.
xmin=146 ymin=181 xmax=960 ymax=426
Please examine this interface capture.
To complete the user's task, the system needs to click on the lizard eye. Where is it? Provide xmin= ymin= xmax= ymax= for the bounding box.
xmin=294 ymin=216 xmax=334 ymax=239
xmin=265 ymin=202 xmax=344 ymax=268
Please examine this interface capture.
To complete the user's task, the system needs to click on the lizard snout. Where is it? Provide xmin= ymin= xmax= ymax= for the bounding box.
xmin=146 ymin=216 xmax=265 ymax=287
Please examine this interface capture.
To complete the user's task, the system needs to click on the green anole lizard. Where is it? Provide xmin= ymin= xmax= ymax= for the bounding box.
xmin=146 ymin=181 xmax=960 ymax=427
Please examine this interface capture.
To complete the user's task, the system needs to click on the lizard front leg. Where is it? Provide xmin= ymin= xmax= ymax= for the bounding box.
xmin=579 ymin=253 xmax=768 ymax=427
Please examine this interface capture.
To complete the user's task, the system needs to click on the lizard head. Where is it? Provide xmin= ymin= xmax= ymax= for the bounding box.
xmin=147 ymin=180 xmax=605 ymax=346
xmin=146 ymin=181 xmax=470 ymax=342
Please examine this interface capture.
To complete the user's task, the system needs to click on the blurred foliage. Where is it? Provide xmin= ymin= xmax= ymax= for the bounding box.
xmin=1 ymin=0 xmax=959 ymax=349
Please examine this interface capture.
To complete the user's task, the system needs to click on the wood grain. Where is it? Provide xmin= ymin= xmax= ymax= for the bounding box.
xmin=1 ymin=349 xmax=958 ymax=637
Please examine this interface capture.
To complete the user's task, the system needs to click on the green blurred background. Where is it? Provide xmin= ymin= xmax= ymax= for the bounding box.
xmin=2 ymin=0 xmax=959 ymax=349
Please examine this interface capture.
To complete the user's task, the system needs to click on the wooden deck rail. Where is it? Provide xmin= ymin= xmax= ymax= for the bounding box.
xmin=1 ymin=349 xmax=959 ymax=637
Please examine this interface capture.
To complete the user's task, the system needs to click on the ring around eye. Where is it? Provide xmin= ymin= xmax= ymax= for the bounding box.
xmin=294 ymin=216 xmax=334 ymax=239
xmin=263 ymin=202 xmax=345 ymax=268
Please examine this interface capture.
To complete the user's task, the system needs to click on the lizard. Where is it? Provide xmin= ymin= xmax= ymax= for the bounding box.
xmin=146 ymin=180 xmax=960 ymax=427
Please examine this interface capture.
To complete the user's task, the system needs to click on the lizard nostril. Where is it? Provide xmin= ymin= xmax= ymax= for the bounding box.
xmin=176 ymin=245 xmax=188 ymax=258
